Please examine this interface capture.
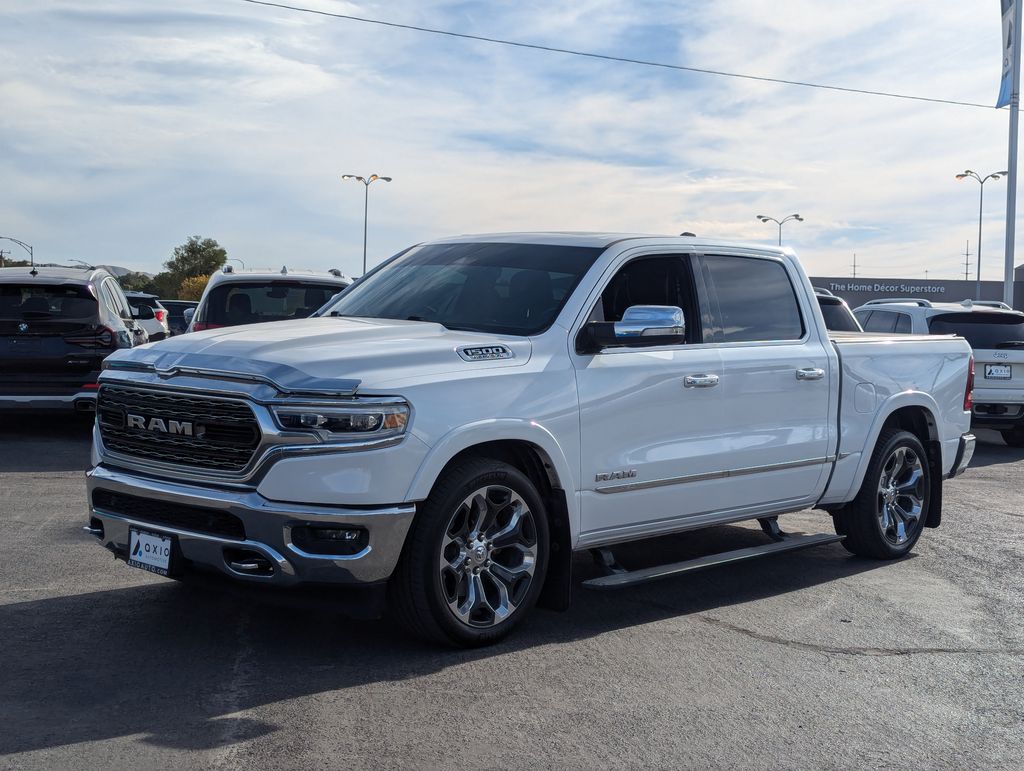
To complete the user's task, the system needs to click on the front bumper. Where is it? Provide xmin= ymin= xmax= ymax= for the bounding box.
xmin=948 ymin=433 xmax=976 ymax=479
xmin=86 ymin=464 xmax=416 ymax=587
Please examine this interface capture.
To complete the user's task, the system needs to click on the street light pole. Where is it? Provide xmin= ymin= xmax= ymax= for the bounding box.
xmin=755 ymin=213 xmax=803 ymax=246
xmin=0 ymin=235 xmax=33 ymax=268
xmin=226 ymin=257 xmax=247 ymax=270
xmin=956 ymin=170 xmax=1007 ymax=300
xmin=341 ymin=173 xmax=392 ymax=275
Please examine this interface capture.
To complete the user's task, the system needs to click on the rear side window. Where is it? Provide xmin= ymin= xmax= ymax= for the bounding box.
xmin=927 ymin=312 xmax=1024 ymax=349
xmin=895 ymin=313 xmax=912 ymax=334
xmin=203 ymin=282 xmax=340 ymax=326
xmin=0 ymin=284 xmax=97 ymax=319
xmin=702 ymin=255 xmax=804 ymax=342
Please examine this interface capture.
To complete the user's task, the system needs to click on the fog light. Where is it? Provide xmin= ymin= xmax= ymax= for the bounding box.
xmin=313 ymin=527 xmax=361 ymax=542
xmin=290 ymin=525 xmax=368 ymax=555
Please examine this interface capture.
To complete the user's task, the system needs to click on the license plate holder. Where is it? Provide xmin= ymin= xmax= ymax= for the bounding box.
xmin=127 ymin=528 xmax=175 ymax=576
xmin=985 ymin=363 xmax=1012 ymax=380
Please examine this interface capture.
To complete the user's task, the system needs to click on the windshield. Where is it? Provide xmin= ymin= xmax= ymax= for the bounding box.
xmin=321 ymin=242 xmax=602 ymax=335
xmin=201 ymin=281 xmax=339 ymax=326
xmin=927 ymin=312 xmax=1024 ymax=348
xmin=0 ymin=284 xmax=97 ymax=319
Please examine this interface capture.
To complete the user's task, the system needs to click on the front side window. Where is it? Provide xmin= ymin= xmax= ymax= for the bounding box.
xmin=322 ymin=242 xmax=602 ymax=336
xmin=702 ymin=255 xmax=804 ymax=342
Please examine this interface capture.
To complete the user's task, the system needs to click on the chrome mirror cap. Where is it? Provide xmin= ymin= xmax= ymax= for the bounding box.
xmin=614 ymin=305 xmax=685 ymax=339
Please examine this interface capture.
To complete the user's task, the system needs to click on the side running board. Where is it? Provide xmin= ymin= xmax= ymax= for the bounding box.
xmin=581 ymin=531 xmax=845 ymax=591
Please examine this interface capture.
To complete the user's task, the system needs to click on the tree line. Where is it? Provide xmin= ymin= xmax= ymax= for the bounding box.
xmin=119 ymin=235 xmax=228 ymax=300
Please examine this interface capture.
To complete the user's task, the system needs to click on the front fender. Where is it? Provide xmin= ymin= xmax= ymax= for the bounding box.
xmin=404 ymin=419 xmax=581 ymax=544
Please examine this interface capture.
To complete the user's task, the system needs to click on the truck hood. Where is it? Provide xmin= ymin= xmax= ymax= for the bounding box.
xmin=104 ymin=317 xmax=531 ymax=394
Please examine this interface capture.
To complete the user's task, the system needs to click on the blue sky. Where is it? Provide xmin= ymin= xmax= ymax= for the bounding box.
xmin=0 ymin=0 xmax=1015 ymax=280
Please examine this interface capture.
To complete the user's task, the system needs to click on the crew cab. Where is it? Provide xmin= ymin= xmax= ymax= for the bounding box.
xmin=86 ymin=234 xmax=975 ymax=646
xmin=854 ymin=298 xmax=1024 ymax=446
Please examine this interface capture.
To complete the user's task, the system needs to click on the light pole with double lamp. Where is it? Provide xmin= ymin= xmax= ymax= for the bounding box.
xmin=341 ymin=173 xmax=392 ymax=275
xmin=0 ymin=235 xmax=33 ymax=268
xmin=955 ymin=170 xmax=1007 ymax=300
xmin=756 ymin=214 xmax=803 ymax=246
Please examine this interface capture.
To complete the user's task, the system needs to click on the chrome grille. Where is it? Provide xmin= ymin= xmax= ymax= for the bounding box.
xmin=97 ymin=385 xmax=260 ymax=472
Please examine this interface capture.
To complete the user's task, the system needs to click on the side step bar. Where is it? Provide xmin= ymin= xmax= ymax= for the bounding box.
xmin=581 ymin=532 xmax=845 ymax=591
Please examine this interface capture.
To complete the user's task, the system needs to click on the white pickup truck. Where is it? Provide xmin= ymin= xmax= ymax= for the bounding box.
xmin=85 ymin=233 xmax=976 ymax=646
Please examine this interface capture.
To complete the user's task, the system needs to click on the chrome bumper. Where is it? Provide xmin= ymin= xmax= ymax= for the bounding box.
xmin=86 ymin=465 xmax=416 ymax=586
xmin=949 ymin=433 xmax=976 ymax=479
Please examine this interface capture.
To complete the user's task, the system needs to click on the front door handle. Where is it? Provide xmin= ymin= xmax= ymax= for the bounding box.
xmin=684 ymin=373 xmax=720 ymax=388
xmin=796 ymin=367 xmax=825 ymax=381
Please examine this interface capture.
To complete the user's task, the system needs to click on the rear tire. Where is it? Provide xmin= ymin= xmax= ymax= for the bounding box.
xmin=1001 ymin=428 xmax=1024 ymax=447
xmin=834 ymin=428 xmax=930 ymax=559
xmin=389 ymin=458 xmax=549 ymax=647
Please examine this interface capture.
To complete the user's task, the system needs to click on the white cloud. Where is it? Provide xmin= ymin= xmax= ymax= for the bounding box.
xmin=0 ymin=0 xmax=1017 ymax=283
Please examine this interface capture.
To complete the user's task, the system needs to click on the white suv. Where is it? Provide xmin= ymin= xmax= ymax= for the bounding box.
xmin=188 ymin=266 xmax=352 ymax=332
xmin=853 ymin=298 xmax=1024 ymax=445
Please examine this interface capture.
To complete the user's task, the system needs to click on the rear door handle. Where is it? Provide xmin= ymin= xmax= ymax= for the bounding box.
xmin=684 ymin=373 xmax=720 ymax=388
xmin=796 ymin=367 xmax=825 ymax=381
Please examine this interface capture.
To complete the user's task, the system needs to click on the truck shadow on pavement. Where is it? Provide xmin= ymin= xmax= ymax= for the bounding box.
xmin=0 ymin=526 xmax=891 ymax=756
xmin=962 ymin=430 xmax=1024 ymax=469
xmin=0 ymin=413 xmax=93 ymax=473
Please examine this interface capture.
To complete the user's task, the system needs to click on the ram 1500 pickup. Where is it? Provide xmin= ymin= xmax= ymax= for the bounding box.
xmin=85 ymin=233 xmax=976 ymax=646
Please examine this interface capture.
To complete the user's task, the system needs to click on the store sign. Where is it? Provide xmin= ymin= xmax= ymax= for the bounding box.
xmin=824 ymin=282 xmax=947 ymax=295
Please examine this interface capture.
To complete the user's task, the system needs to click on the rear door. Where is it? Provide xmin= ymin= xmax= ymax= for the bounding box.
xmin=698 ymin=253 xmax=834 ymax=511
xmin=928 ymin=311 xmax=1024 ymax=412
xmin=0 ymin=282 xmax=108 ymax=394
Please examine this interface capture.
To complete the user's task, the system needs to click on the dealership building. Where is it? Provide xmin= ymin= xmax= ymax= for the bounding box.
xmin=809 ymin=264 xmax=1024 ymax=310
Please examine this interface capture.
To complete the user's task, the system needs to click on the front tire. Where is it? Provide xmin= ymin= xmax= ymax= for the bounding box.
xmin=389 ymin=458 xmax=549 ymax=647
xmin=834 ymin=428 xmax=930 ymax=559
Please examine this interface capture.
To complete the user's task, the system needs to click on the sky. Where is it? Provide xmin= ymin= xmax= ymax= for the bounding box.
xmin=0 ymin=0 xmax=1017 ymax=281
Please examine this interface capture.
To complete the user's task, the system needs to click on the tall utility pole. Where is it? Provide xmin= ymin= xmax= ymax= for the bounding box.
xmin=963 ymin=240 xmax=972 ymax=281
xmin=851 ymin=253 xmax=857 ymax=278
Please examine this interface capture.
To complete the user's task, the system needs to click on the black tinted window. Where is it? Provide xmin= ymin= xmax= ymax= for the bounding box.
xmin=863 ymin=310 xmax=897 ymax=333
xmin=703 ymin=255 xmax=803 ymax=342
xmin=928 ymin=312 xmax=1024 ymax=348
xmin=818 ymin=298 xmax=861 ymax=332
xmin=204 ymin=282 xmax=339 ymax=326
xmin=0 ymin=284 xmax=97 ymax=319
xmin=322 ymin=242 xmax=601 ymax=336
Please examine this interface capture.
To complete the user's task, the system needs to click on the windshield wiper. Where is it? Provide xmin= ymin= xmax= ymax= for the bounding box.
xmin=995 ymin=340 xmax=1024 ymax=348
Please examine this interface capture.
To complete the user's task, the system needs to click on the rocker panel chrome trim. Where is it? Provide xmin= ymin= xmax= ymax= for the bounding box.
xmin=594 ymin=455 xmax=837 ymax=494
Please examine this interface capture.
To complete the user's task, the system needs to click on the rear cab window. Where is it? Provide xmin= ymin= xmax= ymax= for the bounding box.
xmin=927 ymin=312 xmax=1024 ymax=349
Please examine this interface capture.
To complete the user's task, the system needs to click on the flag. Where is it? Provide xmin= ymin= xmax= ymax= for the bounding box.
xmin=998 ymin=0 xmax=1017 ymax=107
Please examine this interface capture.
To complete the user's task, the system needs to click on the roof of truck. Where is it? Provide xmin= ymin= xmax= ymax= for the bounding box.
xmin=432 ymin=232 xmax=790 ymax=253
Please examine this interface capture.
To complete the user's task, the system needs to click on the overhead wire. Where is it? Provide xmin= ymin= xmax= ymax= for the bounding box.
xmin=239 ymin=0 xmax=999 ymax=111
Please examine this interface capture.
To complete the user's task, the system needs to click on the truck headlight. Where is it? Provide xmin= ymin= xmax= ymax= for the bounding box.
xmin=271 ymin=401 xmax=409 ymax=442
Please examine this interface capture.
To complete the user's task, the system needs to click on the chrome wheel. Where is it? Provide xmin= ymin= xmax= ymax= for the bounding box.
xmin=438 ymin=485 xmax=538 ymax=628
xmin=876 ymin=445 xmax=925 ymax=546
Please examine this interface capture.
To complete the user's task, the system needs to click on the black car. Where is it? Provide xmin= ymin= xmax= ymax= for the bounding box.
xmin=0 ymin=266 xmax=152 ymax=411
xmin=158 ymin=299 xmax=198 ymax=336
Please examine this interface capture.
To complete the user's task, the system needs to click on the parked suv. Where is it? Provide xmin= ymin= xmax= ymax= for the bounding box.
xmin=123 ymin=291 xmax=170 ymax=341
xmin=0 ymin=266 xmax=148 ymax=411
xmin=158 ymin=299 xmax=198 ymax=336
xmin=188 ymin=266 xmax=352 ymax=332
xmin=853 ymin=298 xmax=1024 ymax=445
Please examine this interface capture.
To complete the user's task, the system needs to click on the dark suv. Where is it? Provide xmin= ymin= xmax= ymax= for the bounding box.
xmin=0 ymin=266 xmax=151 ymax=411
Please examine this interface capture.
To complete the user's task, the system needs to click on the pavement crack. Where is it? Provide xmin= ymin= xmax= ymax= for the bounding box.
xmin=697 ymin=614 xmax=1024 ymax=658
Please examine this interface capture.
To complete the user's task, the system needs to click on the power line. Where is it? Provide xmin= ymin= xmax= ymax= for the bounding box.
xmin=239 ymin=0 xmax=998 ymax=111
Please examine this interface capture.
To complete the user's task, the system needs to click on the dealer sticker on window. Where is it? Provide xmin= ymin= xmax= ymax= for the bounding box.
xmin=985 ymin=363 xmax=1012 ymax=380
xmin=127 ymin=528 xmax=173 ymax=576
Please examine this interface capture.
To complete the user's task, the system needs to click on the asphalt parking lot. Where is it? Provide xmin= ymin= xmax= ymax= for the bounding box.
xmin=1 ymin=416 xmax=1022 ymax=769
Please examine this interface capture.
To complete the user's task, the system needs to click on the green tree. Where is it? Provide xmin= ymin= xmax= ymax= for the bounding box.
xmin=165 ymin=236 xmax=227 ymax=280
xmin=177 ymin=274 xmax=210 ymax=301
xmin=118 ymin=272 xmax=156 ymax=293
xmin=150 ymin=272 xmax=182 ymax=299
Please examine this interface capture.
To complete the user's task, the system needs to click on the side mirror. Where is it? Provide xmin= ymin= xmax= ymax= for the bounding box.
xmin=132 ymin=304 xmax=155 ymax=320
xmin=577 ymin=305 xmax=686 ymax=354
xmin=182 ymin=307 xmax=195 ymax=324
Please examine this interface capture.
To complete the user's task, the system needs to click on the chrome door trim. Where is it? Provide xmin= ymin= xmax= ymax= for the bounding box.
xmin=594 ymin=455 xmax=837 ymax=494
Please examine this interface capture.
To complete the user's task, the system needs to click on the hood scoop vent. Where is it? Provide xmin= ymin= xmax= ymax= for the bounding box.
xmin=457 ymin=344 xmax=515 ymax=362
